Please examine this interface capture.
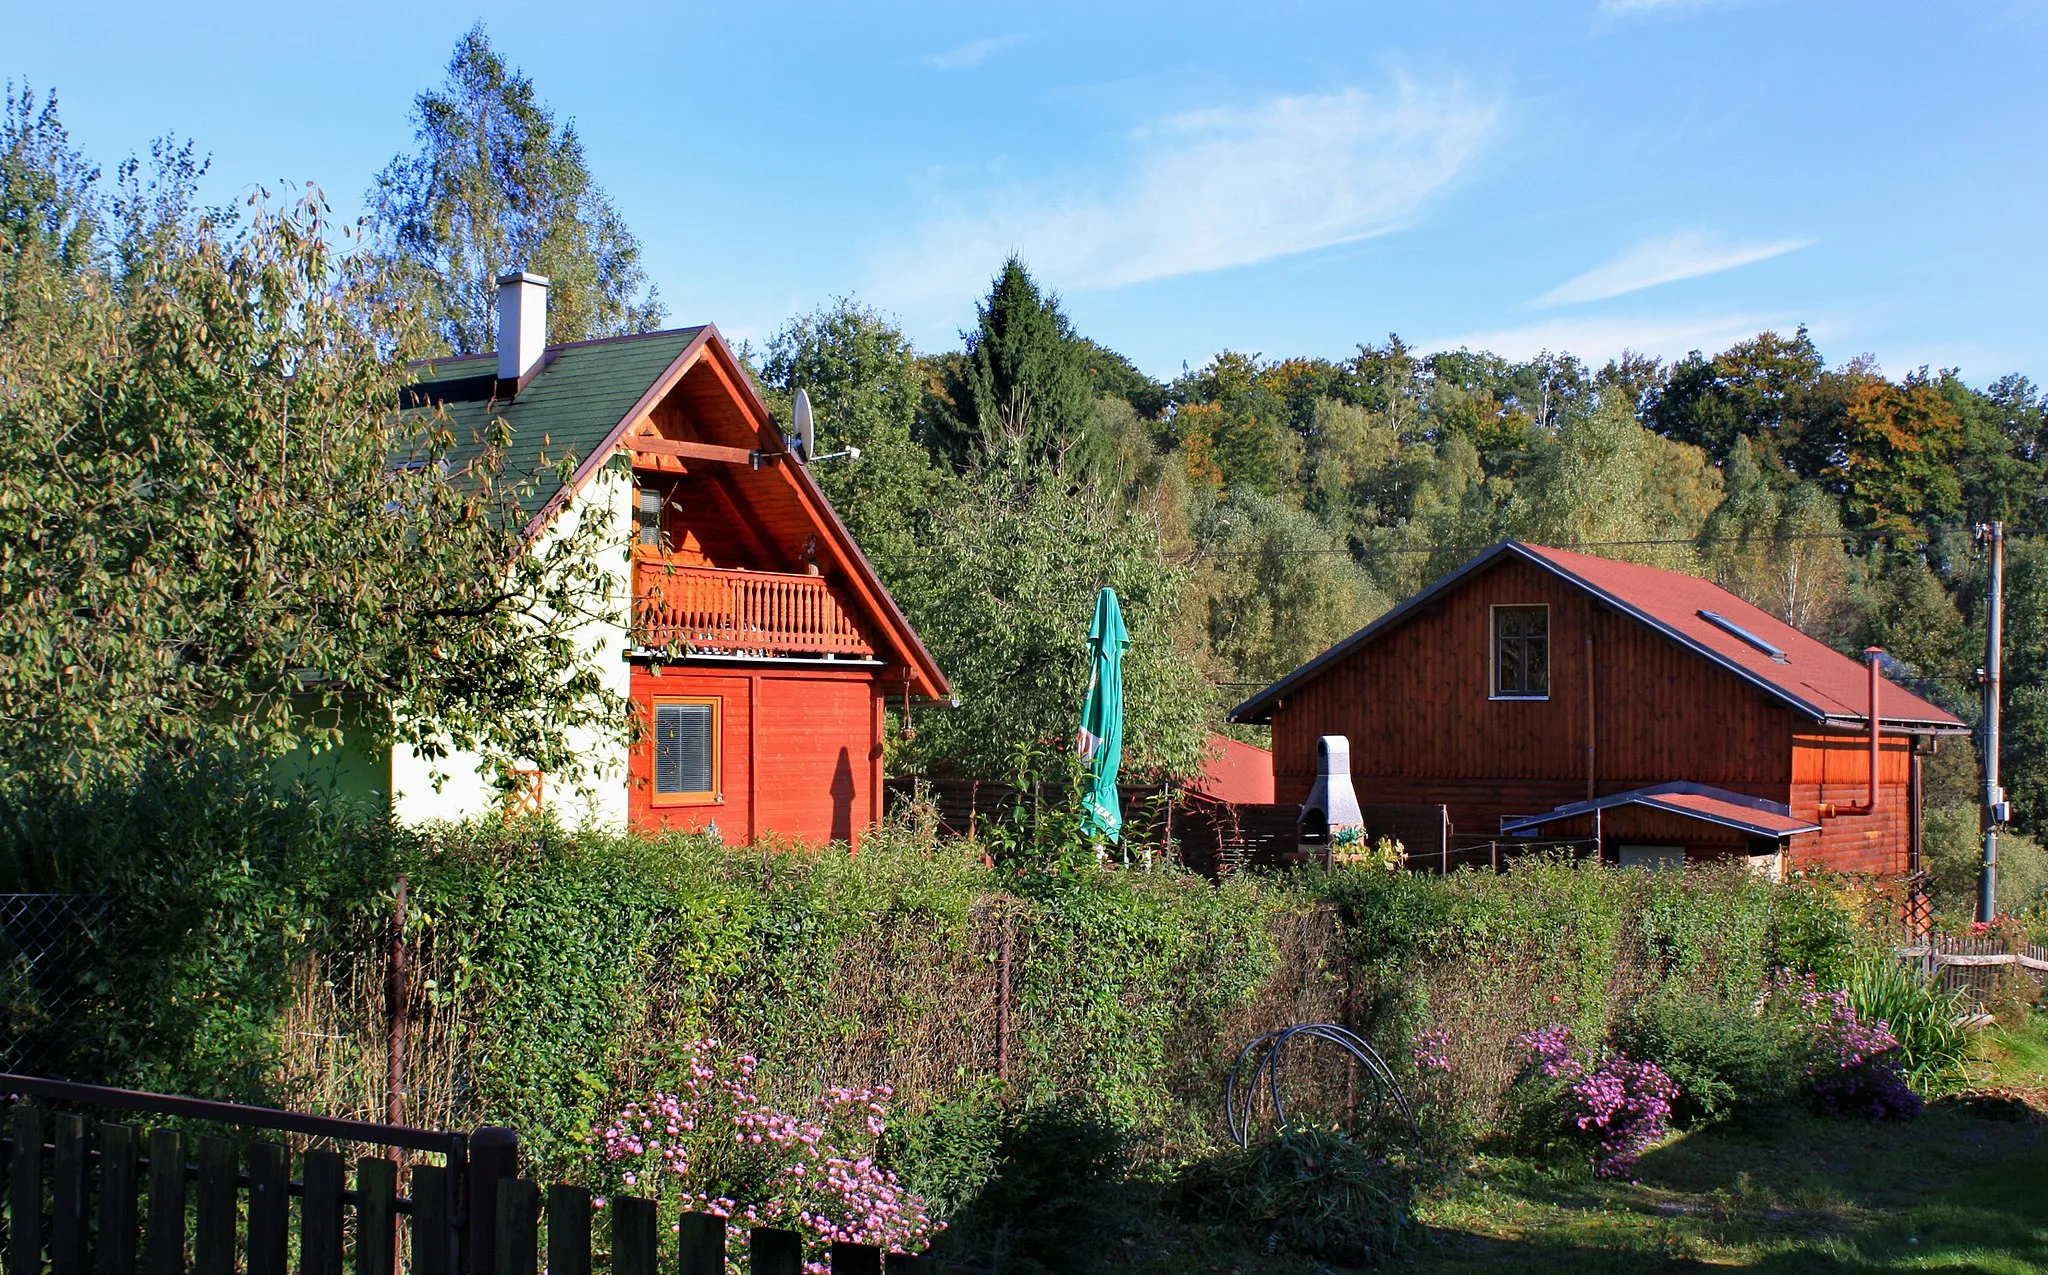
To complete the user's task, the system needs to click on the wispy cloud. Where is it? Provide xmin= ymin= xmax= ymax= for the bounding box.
xmin=873 ymin=80 xmax=1498 ymax=304
xmin=925 ymin=34 xmax=1024 ymax=70
xmin=1427 ymin=312 xmax=1798 ymax=365
xmin=1534 ymin=231 xmax=1811 ymax=307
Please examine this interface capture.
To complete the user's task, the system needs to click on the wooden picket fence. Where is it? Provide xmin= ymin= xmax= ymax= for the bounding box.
xmin=1897 ymin=932 xmax=2048 ymax=1004
xmin=0 ymin=1075 xmax=927 ymax=1275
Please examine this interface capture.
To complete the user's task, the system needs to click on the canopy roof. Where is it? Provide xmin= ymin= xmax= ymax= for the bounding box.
xmin=1501 ymin=781 xmax=1822 ymax=841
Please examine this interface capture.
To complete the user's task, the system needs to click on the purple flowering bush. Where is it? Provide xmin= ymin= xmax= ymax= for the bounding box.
xmin=1766 ymin=972 xmax=1924 ymax=1120
xmin=582 ymin=1039 xmax=941 ymax=1273
xmin=1511 ymin=1025 xmax=1678 ymax=1178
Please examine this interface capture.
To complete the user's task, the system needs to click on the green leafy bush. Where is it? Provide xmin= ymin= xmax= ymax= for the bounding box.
xmin=932 ymin=1099 xmax=1131 ymax=1275
xmin=1179 ymin=1125 xmax=1416 ymax=1266
xmin=1612 ymin=992 xmax=1798 ymax=1126
xmin=1843 ymin=955 xmax=1974 ymax=1093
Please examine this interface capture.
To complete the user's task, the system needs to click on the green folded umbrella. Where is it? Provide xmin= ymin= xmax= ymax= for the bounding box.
xmin=1078 ymin=586 xmax=1129 ymax=845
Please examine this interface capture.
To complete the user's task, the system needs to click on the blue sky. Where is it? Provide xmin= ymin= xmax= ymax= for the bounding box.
xmin=14 ymin=1 xmax=2047 ymax=384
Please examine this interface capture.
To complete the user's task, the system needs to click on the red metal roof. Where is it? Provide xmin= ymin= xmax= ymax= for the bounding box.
xmin=1502 ymin=782 xmax=1821 ymax=840
xmin=1516 ymin=543 xmax=1962 ymax=729
xmin=1186 ymin=733 xmax=1275 ymax=804
xmin=1230 ymin=540 xmax=1967 ymax=730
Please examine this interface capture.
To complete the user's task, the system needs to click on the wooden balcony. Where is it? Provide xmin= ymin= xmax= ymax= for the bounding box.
xmin=632 ymin=557 xmax=875 ymax=659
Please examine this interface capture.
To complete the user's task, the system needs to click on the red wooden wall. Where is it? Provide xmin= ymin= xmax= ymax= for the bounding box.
xmin=627 ymin=664 xmax=885 ymax=848
xmin=1785 ymin=731 xmax=1915 ymax=874
xmin=1270 ymin=555 xmax=1804 ymax=837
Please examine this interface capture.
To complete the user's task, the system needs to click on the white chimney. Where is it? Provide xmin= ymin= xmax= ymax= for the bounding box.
xmin=495 ymin=270 xmax=550 ymax=388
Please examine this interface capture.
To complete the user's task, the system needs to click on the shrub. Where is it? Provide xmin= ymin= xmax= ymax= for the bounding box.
xmin=1612 ymin=992 xmax=1798 ymax=1126
xmin=932 ymin=1100 xmax=1130 ymax=1275
xmin=1766 ymin=971 xmax=1923 ymax=1120
xmin=1178 ymin=1124 xmax=1416 ymax=1267
xmin=579 ymin=1039 xmax=941 ymax=1265
xmin=1924 ymin=803 xmax=2048 ymax=920
xmin=1508 ymin=1025 xmax=1677 ymax=1178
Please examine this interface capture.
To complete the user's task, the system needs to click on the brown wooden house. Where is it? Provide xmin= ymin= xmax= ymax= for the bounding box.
xmin=1228 ymin=541 xmax=1968 ymax=874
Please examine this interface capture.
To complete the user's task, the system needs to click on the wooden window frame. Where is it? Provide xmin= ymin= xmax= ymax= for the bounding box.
xmin=1490 ymin=604 xmax=1551 ymax=700
xmin=650 ymin=695 xmax=722 ymax=807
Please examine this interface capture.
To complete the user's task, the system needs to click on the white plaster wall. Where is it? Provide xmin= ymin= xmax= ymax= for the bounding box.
xmin=390 ymin=462 xmax=635 ymax=829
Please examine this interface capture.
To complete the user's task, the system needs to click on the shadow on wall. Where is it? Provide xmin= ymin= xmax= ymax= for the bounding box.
xmin=832 ymin=747 xmax=855 ymax=844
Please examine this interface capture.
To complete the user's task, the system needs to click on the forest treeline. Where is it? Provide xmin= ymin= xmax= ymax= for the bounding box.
xmin=6 ymin=28 xmax=2047 ymax=869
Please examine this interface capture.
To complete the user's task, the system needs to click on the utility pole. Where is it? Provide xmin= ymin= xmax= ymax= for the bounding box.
xmin=1979 ymin=522 xmax=2008 ymax=923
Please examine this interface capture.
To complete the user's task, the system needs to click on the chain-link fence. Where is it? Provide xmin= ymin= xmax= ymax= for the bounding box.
xmin=0 ymin=893 xmax=107 ymax=1074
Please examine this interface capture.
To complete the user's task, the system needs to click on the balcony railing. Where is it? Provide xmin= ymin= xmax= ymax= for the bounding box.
xmin=633 ymin=558 xmax=875 ymax=659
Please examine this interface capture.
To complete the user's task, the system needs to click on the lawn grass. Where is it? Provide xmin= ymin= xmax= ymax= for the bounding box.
xmin=1088 ymin=1017 xmax=2048 ymax=1273
xmin=1404 ymin=1014 xmax=2048 ymax=1273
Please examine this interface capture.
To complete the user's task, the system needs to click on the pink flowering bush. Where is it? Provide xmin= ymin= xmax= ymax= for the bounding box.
xmin=581 ymin=1040 xmax=941 ymax=1273
xmin=1512 ymin=1025 xmax=1677 ymax=1178
xmin=1765 ymin=971 xmax=1923 ymax=1120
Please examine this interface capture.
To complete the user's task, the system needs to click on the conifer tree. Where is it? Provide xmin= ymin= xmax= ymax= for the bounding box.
xmin=934 ymin=257 xmax=1105 ymax=477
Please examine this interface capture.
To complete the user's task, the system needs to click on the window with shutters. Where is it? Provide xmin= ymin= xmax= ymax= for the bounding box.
xmin=651 ymin=697 xmax=721 ymax=804
xmin=1492 ymin=605 xmax=1550 ymax=699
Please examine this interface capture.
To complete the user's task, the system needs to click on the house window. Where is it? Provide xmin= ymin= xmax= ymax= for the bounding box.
xmin=637 ymin=485 xmax=666 ymax=548
xmin=1493 ymin=605 xmax=1550 ymax=698
xmin=652 ymin=697 xmax=720 ymax=804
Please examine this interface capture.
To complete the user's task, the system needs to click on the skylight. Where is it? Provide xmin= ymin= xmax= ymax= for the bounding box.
xmin=1698 ymin=610 xmax=1789 ymax=663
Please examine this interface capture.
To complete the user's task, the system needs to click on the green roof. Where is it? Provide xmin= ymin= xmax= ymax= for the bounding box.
xmin=405 ymin=327 xmax=707 ymax=516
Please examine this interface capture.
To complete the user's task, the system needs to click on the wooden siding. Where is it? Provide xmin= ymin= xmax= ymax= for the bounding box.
xmin=1271 ymin=555 xmax=1802 ymax=838
xmin=1785 ymin=731 xmax=1915 ymax=875
xmin=628 ymin=664 xmax=883 ymax=847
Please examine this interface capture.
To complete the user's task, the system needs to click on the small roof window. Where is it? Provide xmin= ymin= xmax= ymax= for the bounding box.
xmin=1698 ymin=610 xmax=1788 ymax=663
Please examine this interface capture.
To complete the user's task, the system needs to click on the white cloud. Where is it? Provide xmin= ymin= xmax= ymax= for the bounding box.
xmin=1534 ymin=231 xmax=1811 ymax=307
xmin=871 ymin=81 xmax=1498 ymax=305
xmin=1425 ymin=312 xmax=1796 ymax=365
xmin=925 ymin=35 xmax=1024 ymax=70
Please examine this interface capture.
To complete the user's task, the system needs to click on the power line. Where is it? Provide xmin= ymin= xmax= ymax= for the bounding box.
xmin=1177 ymin=526 xmax=2042 ymax=561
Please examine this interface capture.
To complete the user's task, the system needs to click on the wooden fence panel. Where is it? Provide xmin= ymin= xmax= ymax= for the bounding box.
xmin=49 ymin=1115 xmax=85 ymax=1275
xmin=10 ymin=1107 xmax=43 ymax=1275
xmin=0 ymin=1098 xmax=937 ymax=1275
xmin=544 ymin=1186 xmax=590 ymax=1275
xmin=245 ymin=1143 xmax=287 ymax=1275
xmin=143 ymin=1130 xmax=182 ymax=1275
xmin=95 ymin=1124 xmax=137 ymax=1275
xmin=355 ymin=1159 xmax=397 ymax=1275
xmin=195 ymin=1137 xmax=238 ymax=1275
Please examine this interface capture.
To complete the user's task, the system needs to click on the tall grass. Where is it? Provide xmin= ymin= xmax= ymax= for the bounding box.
xmin=1844 ymin=954 xmax=1973 ymax=1092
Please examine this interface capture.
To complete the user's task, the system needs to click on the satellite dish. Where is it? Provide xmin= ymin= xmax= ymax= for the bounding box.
xmin=793 ymin=389 xmax=815 ymax=463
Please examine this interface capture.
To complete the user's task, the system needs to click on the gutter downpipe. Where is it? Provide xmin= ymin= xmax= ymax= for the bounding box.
xmin=1819 ymin=647 xmax=1884 ymax=819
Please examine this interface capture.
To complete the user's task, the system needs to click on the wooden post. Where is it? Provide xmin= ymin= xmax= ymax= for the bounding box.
xmin=300 ymin=1151 xmax=345 ymax=1275
xmin=676 ymin=1214 xmax=725 ymax=1275
xmin=749 ymin=1229 xmax=801 ymax=1275
xmin=51 ymin=1114 xmax=87 ymax=1275
xmin=828 ymin=1243 xmax=881 ymax=1275
xmin=11 ymin=1107 xmax=44 ymax=1275
xmin=493 ymin=1181 xmax=537 ymax=1275
xmin=96 ymin=1124 xmax=139 ymax=1275
xmin=246 ymin=1143 xmax=288 ymax=1275
xmin=609 ymin=1198 xmax=656 ymax=1275
xmin=355 ymin=1160 xmax=398 ymax=1275
xmin=194 ymin=1137 xmax=238 ymax=1275
xmin=544 ymin=1185 xmax=591 ymax=1275
xmin=411 ymin=1164 xmax=450 ymax=1275
xmin=996 ymin=915 xmax=1013 ymax=1083
xmin=465 ymin=1128 xmax=520 ymax=1275
xmin=144 ymin=1129 xmax=184 ymax=1275
xmin=389 ymin=873 xmax=409 ymax=1131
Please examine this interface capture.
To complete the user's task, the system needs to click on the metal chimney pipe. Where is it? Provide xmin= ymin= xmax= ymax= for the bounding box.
xmin=1819 ymin=647 xmax=1884 ymax=819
